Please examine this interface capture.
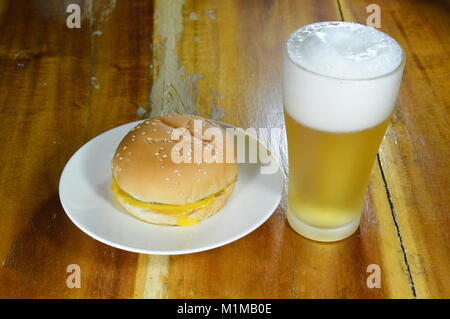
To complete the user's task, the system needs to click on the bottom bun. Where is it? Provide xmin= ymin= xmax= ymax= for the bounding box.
xmin=117 ymin=182 xmax=236 ymax=226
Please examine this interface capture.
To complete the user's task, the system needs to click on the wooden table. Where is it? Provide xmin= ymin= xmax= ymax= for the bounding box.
xmin=0 ymin=0 xmax=448 ymax=299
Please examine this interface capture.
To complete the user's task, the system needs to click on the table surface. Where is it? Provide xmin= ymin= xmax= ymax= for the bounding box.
xmin=0 ymin=0 xmax=448 ymax=299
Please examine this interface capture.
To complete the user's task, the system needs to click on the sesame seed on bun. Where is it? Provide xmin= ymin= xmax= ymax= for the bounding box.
xmin=111 ymin=113 xmax=237 ymax=226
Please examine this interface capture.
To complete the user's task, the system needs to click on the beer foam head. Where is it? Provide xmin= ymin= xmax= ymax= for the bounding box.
xmin=286 ymin=22 xmax=403 ymax=80
xmin=283 ymin=22 xmax=404 ymax=132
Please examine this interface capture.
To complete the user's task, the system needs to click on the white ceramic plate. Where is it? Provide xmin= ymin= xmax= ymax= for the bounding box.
xmin=59 ymin=120 xmax=283 ymax=254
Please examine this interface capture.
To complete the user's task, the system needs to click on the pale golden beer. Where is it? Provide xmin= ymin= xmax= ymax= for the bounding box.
xmin=285 ymin=113 xmax=389 ymax=228
xmin=283 ymin=22 xmax=404 ymax=241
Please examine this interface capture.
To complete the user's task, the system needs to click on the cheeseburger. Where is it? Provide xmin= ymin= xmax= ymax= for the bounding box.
xmin=111 ymin=114 xmax=237 ymax=226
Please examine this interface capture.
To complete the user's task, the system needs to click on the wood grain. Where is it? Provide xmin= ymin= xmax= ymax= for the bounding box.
xmin=136 ymin=0 xmax=412 ymax=299
xmin=339 ymin=0 xmax=450 ymax=299
xmin=0 ymin=0 xmax=447 ymax=299
xmin=0 ymin=0 xmax=152 ymax=298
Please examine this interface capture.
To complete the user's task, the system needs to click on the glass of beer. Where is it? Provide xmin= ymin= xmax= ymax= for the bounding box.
xmin=282 ymin=22 xmax=405 ymax=242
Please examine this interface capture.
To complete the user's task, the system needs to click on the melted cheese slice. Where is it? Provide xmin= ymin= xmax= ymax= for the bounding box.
xmin=176 ymin=216 xmax=199 ymax=226
xmin=111 ymin=177 xmax=216 ymax=215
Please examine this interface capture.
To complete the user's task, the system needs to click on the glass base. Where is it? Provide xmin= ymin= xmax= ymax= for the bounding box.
xmin=287 ymin=208 xmax=360 ymax=242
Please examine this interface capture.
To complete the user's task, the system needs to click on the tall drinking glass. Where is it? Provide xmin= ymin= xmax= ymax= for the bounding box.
xmin=282 ymin=22 xmax=405 ymax=242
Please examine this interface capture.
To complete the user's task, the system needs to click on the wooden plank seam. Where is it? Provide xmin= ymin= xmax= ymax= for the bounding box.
xmin=377 ymin=155 xmax=417 ymax=298
xmin=336 ymin=0 xmax=417 ymax=298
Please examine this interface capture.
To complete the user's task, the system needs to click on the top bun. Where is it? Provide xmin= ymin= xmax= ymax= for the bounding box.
xmin=111 ymin=114 xmax=237 ymax=205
